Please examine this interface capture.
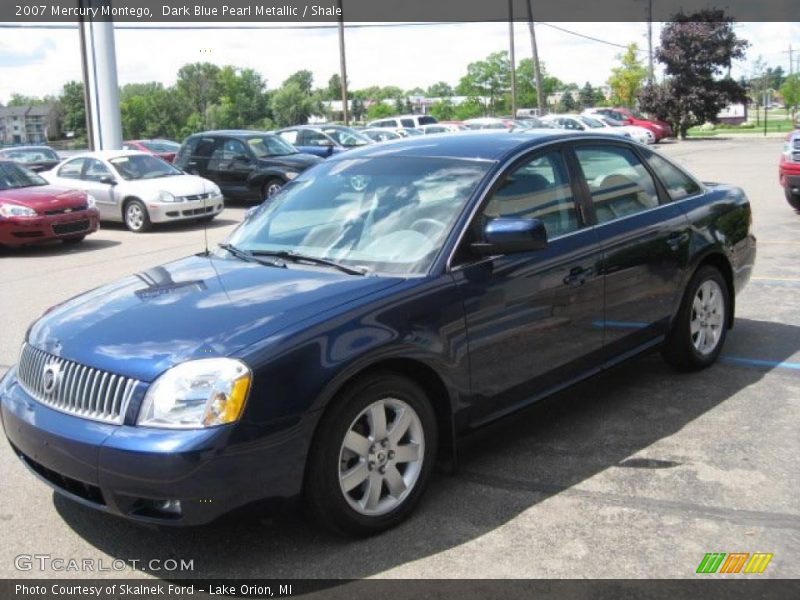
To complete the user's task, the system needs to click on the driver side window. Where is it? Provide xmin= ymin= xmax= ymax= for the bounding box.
xmin=221 ymin=139 xmax=248 ymax=160
xmin=83 ymin=159 xmax=112 ymax=182
xmin=58 ymin=158 xmax=86 ymax=179
xmin=483 ymin=150 xmax=581 ymax=239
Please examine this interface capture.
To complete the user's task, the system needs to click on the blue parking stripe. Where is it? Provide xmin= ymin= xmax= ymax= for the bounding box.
xmin=592 ymin=320 xmax=648 ymax=330
xmin=720 ymin=356 xmax=800 ymax=371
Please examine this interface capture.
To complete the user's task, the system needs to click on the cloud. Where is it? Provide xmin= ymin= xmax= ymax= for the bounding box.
xmin=0 ymin=37 xmax=57 ymax=68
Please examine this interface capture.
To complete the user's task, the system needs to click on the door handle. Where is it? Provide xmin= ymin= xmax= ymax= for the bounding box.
xmin=667 ymin=231 xmax=690 ymax=251
xmin=563 ymin=266 xmax=594 ymax=287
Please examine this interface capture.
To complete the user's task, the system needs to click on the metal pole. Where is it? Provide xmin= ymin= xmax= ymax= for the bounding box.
xmin=337 ymin=0 xmax=349 ymax=125
xmin=508 ymin=0 xmax=517 ymax=119
xmin=78 ymin=0 xmax=122 ymax=150
xmin=647 ymin=0 xmax=654 ymax=83
xmin=525 ymin=0 xmax=545 ymax=114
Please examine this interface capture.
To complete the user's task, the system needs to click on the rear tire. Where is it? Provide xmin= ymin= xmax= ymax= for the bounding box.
xmin=785 ymin=187 xmax=800 ymax=210
xmin=662 ymin=265 xmax=730 ymax=371
xmin=124 ymin=199 xmax=151 ymax=233
xmin=304 ymin=372 xmax=437 ymax=537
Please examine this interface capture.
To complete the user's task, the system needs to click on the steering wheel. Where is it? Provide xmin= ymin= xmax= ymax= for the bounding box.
xmin=409 ymin=218 xmax=446 ymax=238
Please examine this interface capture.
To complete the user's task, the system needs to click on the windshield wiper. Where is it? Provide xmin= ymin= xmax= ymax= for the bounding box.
xmin=248 ymin=249 xmax=368 ymax=276
xmin=218 ymin=243 xmax=286 ymax=268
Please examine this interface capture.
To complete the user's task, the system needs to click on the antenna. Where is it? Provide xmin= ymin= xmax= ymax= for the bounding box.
xmin=202 ymin=193 xmax=210 ymax=256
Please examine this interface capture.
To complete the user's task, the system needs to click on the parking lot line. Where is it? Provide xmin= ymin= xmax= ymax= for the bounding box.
xmin=750 ymin=276 xmax=800 ymax=283
xmin=720 ymin=356 xmax=800 ymax=371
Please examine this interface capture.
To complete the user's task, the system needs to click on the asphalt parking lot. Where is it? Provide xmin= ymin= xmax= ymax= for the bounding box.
xmin=0 ymin=136 xmax=798 ymax=580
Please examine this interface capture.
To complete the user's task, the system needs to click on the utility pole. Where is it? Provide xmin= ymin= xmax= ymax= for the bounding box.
xmin=646 ymin=0 xmax=654 ymax=83
xmin=508 ymin=0 xmax=517 ymax=118
xmin=337 ymin=0 xmax=349 ymax=125
xmin=525 ymin=0 xmax=545 ymax=114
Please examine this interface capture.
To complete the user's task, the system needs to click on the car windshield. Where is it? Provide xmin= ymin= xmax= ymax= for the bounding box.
xmin=0 ymin=161 xmax=48 ymax=190
xmin=579 ymin=116 xmax=606 ymax=129
xmin=246 ymin=136 xmax=297 ymax=157
xmin=322 ymin=128 xmax=370 ymax=147
xmin=0 ymin=148 xmax=59 ymax=163
xmin=141 ymin=140 xmax=180 ymax=153
xmin=224 ymin=156 xmax=492 ymax=275
xmin=109 ymin=154 xmax=183 ymax=180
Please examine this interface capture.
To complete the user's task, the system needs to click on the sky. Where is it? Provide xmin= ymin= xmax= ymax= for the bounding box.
xmin=0 ymin=21 xmax=798 ymax=104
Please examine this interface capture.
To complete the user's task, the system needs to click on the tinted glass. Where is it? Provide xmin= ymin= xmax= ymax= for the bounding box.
xmin=0 ymin=148 xmax=58 ymax=162
xmin=84 ymin=159 xmax=112 ymax=181
xmin=646 ymin=152 xmax=701 ymax=200
xmin=0 ymin=161 xmax=47 ymax=190
xmin=226 ymin=156 xmax=491 ymax=275
xmin=401 ymin=119 xmax=415 ymax=127
xmin=141 ymin=140 xmax=180 ymax=153
xmin=322 ymin=128 xmax=370 ymax=147
xmin=246 ymin=135 xmax=296 ymax=157
xmin=484 ymin=150 xmax=580 ymax=238
xmin=418 ymin=116 xmax=438 ymax=125
xmin=110 ymin=154 xmax=182 ymax=180
xmin=575 ymin=145 xmax=660 ymax=224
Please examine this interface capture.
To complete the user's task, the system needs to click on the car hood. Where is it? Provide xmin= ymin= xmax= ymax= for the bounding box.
xmin=27 ymin=254 xmax=403 ymax=382
xmin=117 ymin=173 xmax=217 ymax=196
xmin=258 ymin=153 xmax=323 ymax=170
xmin=0 ymin=185 xmax=87 ymax=211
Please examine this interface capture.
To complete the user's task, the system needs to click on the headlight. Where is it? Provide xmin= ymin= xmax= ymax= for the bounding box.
xmin=137 ymin=358 xmax=251 ymax=429
xmin=156 ymin=190 xmax=177 ymax=203
xmin=209 ymin=184 xmax=221 ymax=196
xmin=284 ymin=171 xmax=299 ymax=180
xmin=0 ymin=203 xmax=37 ymax=218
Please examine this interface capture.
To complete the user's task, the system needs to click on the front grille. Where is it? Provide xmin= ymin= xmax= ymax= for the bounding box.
xmin=182 ymin=193 xmax=212 ymax=201
xmin=44 ymin=204 xmax=88 ymax=216
xmin=13 ymin=444 xmax=105 ymax=505
xmin=181 ymin=206 xmax=215 ymax=216
xmin=17 ymin=344 xmax=139 ymax=424
xmin=52 ymin=219 xmax=90 ymax=235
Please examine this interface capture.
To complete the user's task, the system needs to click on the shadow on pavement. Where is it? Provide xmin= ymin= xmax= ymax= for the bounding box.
xmin=54 ymin=317 xmax=800 ymax=579
xmin=0 ymin=238 xmax=121 ymax=257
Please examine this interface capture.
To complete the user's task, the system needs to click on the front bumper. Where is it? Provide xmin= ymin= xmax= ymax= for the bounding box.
xmin=0 ymin=367 xmax=314 ymax=525
xmin=147 ymin=194 xmax=224 ymax=224
xmin=0 ymin=210 xmax=99 ymax=246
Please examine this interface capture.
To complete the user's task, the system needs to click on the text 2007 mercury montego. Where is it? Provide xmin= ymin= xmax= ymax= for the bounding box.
xmin=0 ymin=132 xmax=755 ymax=535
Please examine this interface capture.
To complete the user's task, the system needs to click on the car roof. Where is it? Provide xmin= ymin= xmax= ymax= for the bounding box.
xmin=324 ymin=130 xmax=600 ymax=162
xmin=0 ymin=145 xmax=55 ymax=152
xmin=63 ymin=150 xmax=149 ymax=160
xmin=190 ymin=130 xmax=275 ymax=138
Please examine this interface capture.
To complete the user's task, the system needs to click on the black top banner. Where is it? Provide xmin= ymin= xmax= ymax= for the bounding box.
xmin=1 ymin=0 xmax=797 ymax=23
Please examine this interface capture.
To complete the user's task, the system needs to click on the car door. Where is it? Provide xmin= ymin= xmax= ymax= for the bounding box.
xmin=78 ymin=158 xmax=119 ymax=220
xmin=571 ymin=142 xmax=691 ymax=358
xmin=208 ymin=138 xmax=254 ymax=198
xmin=451 ymin=146 xmax=605 ymax=425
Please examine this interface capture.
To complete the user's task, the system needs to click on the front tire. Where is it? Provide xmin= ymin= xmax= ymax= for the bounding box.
xmin=662 ymin=265 xmax=730 ymax=371
xmin=124 ymin=199 xmax=151 ymax=233
xmin=785 ymin=187 xmax=800 ymax=210
xmin=304 ymin=373 xmax=437 ymax=537
xmin=262 ymin=178 xmax=284 ymax=201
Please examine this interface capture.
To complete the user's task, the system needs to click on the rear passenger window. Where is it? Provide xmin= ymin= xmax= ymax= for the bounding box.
xmin=645 ymin=152 xmax=701 ymax=200
xmin=483 ymin=150 xmax=580 ymax=238
xmin=58 ymin=158 xmax=85 ymax=179
xmin=575 ymin=145 xmax=660 ymax=224
xmin=401 ymin=119 xmax=415 ymax=127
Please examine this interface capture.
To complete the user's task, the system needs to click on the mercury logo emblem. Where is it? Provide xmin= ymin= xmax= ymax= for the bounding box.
xmin=42 ymin=362 xmax=61 ymax=395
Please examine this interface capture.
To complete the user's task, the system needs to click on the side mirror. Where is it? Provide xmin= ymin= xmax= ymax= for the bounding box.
xmin=100 ymin=175 xmax=117 ymax=185
xmin=471 ymin=218 xmax=548 ymax=256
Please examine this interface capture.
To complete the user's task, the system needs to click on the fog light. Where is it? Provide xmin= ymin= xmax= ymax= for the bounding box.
xmin=157 ymin=499 xmax=182 ymax=515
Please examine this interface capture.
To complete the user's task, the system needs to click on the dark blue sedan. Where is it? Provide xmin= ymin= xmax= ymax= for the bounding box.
xmin=0 ymin=132 xmax=756 ymax=535
xmin=275 ymin=125 xmax=372 ymax=158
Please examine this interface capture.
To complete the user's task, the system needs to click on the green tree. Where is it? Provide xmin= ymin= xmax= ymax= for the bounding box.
xmin=453 ymin=97 xmax=485 ymax=120
xmin=270 ymin=82 xmax=316 ymax=127
xmin=457 ymin=51 xmax=511 ymax=115
xmin=781 ymin=73 xmax=800 ymax=119
xmin=366 ymin=102 xmax=394 ymax=120
xmin=213 ymin=66 xmax=269 ymax=129
xmin=516 ymin=58 xmax=562 ymax=108
xmin=637 ymin=9 xmax=749 ymax=138
xmin=607 ymin=43 xmax=647 ymax=108
xmin=578 ymin=82 xmax=596 ymax=108
xmin=430 ymin=98 xmax=455 ymax=120
xmin=7 ymin=93 xmax=49 ymax=107
xmin=283 ymin=70 xmax=314 ymax=95
xmin=558 ymin=90 xmax=577 ymax=113
xmin=175 ymin=63 xmax=221 ymax=129
xmin=59 ymin=81 xmax=86 ymax=140
xmin=427 ymin=81 xmax=454 ymax=97
xmin=326 ymin=74 xmax=343 ymax=101
xmin=120 ymin=82 xmax=185 ymax=139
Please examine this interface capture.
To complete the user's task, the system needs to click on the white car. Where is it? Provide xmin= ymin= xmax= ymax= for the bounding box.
xmin=367 ymin=114 xmax=438 ymax=129
xmin=542 ymin=114 xmax=629 ymax=138
xmin=42 ymin=150 xmax=224 ymax=232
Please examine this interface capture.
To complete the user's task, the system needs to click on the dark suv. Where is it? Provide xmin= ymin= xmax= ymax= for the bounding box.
xmin=174 ymin=130 xmax=322 ymax=201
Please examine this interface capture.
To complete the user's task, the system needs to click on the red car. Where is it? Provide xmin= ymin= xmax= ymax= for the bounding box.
xmin=0 ymin=160 xmax=99 ymax=247
xmin=586 ymin=107 xmax=673 ymax=141
xmin=779 ymin=130 xmax=800 ymax=210
xmin=121 ymin=139 xmax=180 ymax=163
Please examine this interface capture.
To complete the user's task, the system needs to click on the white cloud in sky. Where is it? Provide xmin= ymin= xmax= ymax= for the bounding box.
xmin=0 ymin=21 xmax=797 ymax=103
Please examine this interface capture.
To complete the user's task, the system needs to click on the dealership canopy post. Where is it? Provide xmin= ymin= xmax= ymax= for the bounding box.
xmin=78 ymin=0 xmax=123 ymax=150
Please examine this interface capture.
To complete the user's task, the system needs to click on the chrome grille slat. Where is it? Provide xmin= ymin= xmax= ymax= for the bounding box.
xmin=16 ymin=344 xmax=138 ymax=425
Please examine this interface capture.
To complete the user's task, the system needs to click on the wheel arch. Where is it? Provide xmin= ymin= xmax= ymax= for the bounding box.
xmin=684 ymin=250 xmax=736 ymax=328
xmin=120 ymin=195 xmax=144 ymax=220
xmin=306 ymin=357 xmax=457 ymax=476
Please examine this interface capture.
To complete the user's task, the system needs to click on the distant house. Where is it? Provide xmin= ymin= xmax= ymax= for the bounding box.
xmin=0 ymin=104 xmax=59 ymax=144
